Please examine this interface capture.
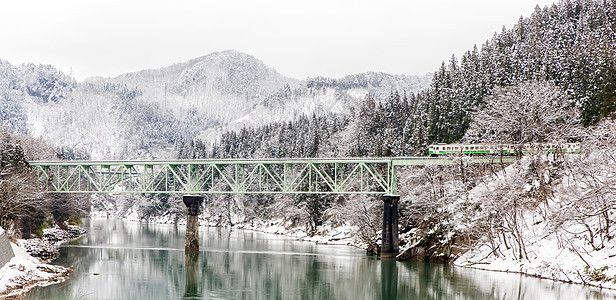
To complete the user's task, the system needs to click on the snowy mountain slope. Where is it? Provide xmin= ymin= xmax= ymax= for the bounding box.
xmin=100 ymin=50 xmax=300 ymax=123
xmin=0 ymin=50 xmax=430 ymax=159
xmin=199 ymin=72 xmax=431 ymax=144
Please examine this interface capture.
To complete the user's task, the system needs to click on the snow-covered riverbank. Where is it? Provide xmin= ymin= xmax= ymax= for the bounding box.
xmin=0 ymin=225 xmax=86 ymax=297
xmin=455 ymin=240 xmax=616 ymax=291
xmin=451 ymin=148 xmax=616 ymax=292
xmin=454 ymin=209 xmax=616 ymax=291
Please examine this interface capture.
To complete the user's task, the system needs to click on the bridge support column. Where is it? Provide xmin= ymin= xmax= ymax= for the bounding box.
xmin=381 ymin=195 xmax=400 ymax=259
xmin=183 ymin=195 xmax=204 ymax=252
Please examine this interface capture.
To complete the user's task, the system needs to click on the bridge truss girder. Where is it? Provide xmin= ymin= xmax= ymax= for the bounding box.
xmin=30 ymin=157 xmax=516 ymax=195
xmin=30 ymin=159 xmax=399 ymax=195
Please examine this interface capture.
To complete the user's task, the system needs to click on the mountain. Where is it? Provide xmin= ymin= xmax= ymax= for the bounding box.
xmin=0 ymin=50 xmax=431 ymax=160
xmin=100 ymin=50 xmax=300 ymax=123
xmin=201 ymin=71 xmax=431 ymax=143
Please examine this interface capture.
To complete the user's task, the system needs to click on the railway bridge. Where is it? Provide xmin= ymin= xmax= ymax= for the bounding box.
xmin=30 ymin=156 xmax=515 ymax=258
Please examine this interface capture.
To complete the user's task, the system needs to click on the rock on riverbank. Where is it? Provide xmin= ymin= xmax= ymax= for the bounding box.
xmin=0 ymin=225 xmax=86 ymax=297
xmin=18 ymin=225 xmax=87 ymax=261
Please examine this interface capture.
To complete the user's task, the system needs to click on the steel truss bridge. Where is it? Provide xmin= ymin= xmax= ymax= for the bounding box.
xmin=29 ymin=157 xmax=515 ymax=195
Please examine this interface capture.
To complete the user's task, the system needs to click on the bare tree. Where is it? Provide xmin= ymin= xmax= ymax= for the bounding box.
xmin=1 ymin=127 xmax=89 ymax=236
xmin=0 ymin=130 xmax=46 ymax=236
xmin=551 ymin=119 xmax=616 ymax=251
xmin=465 ymin=81 xmax=582 ymax=153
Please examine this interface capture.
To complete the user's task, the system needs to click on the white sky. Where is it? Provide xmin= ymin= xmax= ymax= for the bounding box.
xmin=0 ymin=0 xmax=557 ymax=81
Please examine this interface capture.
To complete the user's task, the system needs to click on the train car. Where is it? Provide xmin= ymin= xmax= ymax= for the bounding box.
xmin=428 ymin=143 xmax=580 ymax=156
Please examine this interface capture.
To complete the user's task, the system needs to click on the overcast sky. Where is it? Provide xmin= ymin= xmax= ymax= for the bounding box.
xmin=0 ymin=0 xmax=557 ymax=81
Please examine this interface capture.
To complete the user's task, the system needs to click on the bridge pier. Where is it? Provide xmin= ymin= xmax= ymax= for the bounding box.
xmin=381 ymin=195 xmax=400 ymax=259
xmin=183 ymin=195 xmax=204 ymax=252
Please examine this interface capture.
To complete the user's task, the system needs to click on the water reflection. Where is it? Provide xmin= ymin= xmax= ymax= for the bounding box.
xmin=184 ymin=252 xmax=199 ymax=299
xmin=381 ymin=259 xmax=398 ymax=299
xmin=32 ymin=219 xmax=616 ymax=299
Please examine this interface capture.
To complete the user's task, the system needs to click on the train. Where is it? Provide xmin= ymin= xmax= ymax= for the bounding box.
xmin=428 ymin=142 xmax=581 ymax=156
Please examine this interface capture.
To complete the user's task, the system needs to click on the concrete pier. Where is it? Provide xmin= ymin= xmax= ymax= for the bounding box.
xmin=183 ymin=195 xmax=204 ymax=252
xmin=381 ymin=195 xmax=400 ymax=259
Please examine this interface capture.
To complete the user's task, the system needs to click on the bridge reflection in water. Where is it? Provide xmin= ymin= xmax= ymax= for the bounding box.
xmin=381 ymin=259 xmax=398 ymax=299
xmin=184 ymin=251 xmax=199 ymax=299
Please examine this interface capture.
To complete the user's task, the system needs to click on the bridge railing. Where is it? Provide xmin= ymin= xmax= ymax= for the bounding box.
xmin=29 ymin=157 xmax=516 ymax=195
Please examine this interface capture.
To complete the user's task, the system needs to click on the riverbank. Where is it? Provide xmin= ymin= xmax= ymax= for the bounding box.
xmin=453 ymin=218 xmax=616 ymax=292
xmin=0 ymin=225 xmax=86 ymax=298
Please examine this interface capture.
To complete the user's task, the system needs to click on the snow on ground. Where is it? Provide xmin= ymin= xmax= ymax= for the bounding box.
xmin=0 ymin=241 xmax=71 ymax=298
xmin=455 ymin=218 xmax=616 ymax=289
xmin=454 ymin=152 xmax=616 ymax=291
xmin=236 ymin=218 xmax=364 ymax=247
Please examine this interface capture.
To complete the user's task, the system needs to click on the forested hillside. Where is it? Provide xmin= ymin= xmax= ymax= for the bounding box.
xmin=426 ymin=0 xmax=615 ymax=141
xmin=0 ymin=61 xmax=75 ymax=135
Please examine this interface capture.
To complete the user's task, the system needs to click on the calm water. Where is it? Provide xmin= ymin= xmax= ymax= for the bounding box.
xmin=31 ymin=219 xmax=614 ymax=299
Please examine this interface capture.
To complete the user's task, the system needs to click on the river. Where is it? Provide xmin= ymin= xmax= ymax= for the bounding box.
xmin=31 ymin=219 xmax=614 ymax=299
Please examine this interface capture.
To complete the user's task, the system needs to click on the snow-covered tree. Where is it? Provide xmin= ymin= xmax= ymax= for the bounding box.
xmin=465 ymin=81 xmax=581 ymax=149
xmin=0 ymin=129 xmax=45 ymax=236
xmin=0 ymin=127 xmax=88 ymax=237
xmin=551 ymin=119 xmax=616 ymax=251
